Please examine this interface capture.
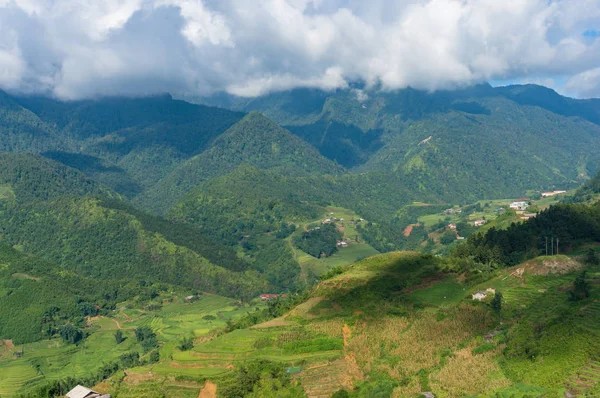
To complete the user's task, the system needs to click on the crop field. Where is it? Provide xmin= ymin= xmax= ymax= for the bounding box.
xmin=0 ymin=294 xmax=255 ymax=396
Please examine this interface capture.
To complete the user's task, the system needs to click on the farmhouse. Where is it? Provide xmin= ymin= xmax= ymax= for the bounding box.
xmin=541 ymin=190 xmax=567 ymax=197
xmin=510 ymin=201 xmax=528 ymax=211
xmin=486 ymin=288 xmax=496 ymax=294
xmin=473 ymin=219 xmax=486 ymax=227
xmin=472 ymin=291 xmax=487 ymax=301
xmin=260 ymin=294 xmax=287 ymax=301
xmin=66 ymin=385 xmax=111 ymax=398
xmin=184 ymin=295 xmax=196 ymax=303
xmin=447 ymin=223 xmax=457 ymax=230
xmin=337 ymin=241 xmax=349 ymax=248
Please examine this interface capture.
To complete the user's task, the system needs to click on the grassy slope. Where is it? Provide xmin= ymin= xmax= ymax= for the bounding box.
xmin=105 ymin=250 xmax=600 ymax=398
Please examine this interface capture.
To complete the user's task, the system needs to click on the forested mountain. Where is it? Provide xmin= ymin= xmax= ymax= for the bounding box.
xmin=190 ymin=84 xmax=600 ymax=200
xmin=0 ymin=154 xmax=267 ymax=303
xmin=137 ymin=112 xmax=343 ymax=213
xmin=2 ymin=92 xmax=244 ymax=196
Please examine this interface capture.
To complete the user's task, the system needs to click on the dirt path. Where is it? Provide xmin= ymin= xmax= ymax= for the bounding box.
xmin=198 ymin=381 xmax=217 ymax=398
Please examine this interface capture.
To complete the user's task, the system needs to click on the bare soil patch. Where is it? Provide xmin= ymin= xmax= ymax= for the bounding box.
xmin=198 ymin=381 xmax=217 ymax=398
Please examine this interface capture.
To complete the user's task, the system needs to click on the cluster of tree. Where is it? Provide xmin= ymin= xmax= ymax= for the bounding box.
xmin=0 ymin=195 xmax=266 ymax=301
xmin=562 ymin=171 xmax=600 ymax=204
xmin=357 ymin=221 xmax=428 ymax=253
xmin=219 ymin=359 xmax=305 ymax=398
xmin=455 ymin=203 xmax=600 ymax=266
xmin=135 ymin=326 xmax=158 ymax=352
xmin=0 ymin=243 xmax=160 ymax=344
xmin=294 ymin=223 xmax=342 ymax=258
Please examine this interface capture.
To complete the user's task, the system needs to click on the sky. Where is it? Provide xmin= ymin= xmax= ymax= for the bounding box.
xmin=0 ymin=0 xmax=600 ymax=100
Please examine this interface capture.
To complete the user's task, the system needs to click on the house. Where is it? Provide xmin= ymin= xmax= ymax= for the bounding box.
xmin=447 ymin=223 xmax=457 ymax=230
xmin=184 ymin=295 xmax=196 ymax=303
xmin=337 ymin=241 xmax=349 ymax=248
xmin=486 ymin=288 xmax=496 ymax=294
xmin=473 ymin=220 xmax=486 ymax=227
xmin=66 ymin=385 xmax=111 ymax=398
xmin=472 ymin=291 xmax=487 ymax=301
xmin=260 ymin=294 xmax=287 ymax=301
xmin=457 ymin=236 xmax=465 ymax=240
xmin=541 ymin=190 xmax=566 ymax=197
xmin=322 ymin=218 xmax=333 ymax=224
xmin=510 ymin=201 xmax=528 ymax=211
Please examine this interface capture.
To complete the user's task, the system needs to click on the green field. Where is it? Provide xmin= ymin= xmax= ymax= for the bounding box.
xmin=0 ymin=294 xmax=258 ymax=396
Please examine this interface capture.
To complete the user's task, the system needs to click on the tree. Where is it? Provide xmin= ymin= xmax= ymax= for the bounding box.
xmin=134 ymin=326 xmax=154 ymax=342
xmin=491 ymin=291 xmax=503 ymax=313
xmin=569 ymin=271 xmax=591 ymax=301
xmin=178 ymin=336 xmax=194 ymax=351
xmin=331 ymin=390 xmax=350 ymax=398
xmin=149 ymin=350 xmax=160 ymax=363
xmin=585 ymin=249 xmax=599 ymax=265
xmin=114 ymin=330 xmax=124 ymax=344
xmin=58 ymin=324 xmax=83 ymax=344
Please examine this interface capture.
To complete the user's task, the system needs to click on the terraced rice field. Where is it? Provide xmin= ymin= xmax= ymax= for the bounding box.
xmin=0 ymin=294 xmax=255 ymax=396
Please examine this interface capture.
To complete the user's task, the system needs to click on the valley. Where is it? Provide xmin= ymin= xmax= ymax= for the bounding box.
xmin=1 ymin=84 xmax=600 ymax=397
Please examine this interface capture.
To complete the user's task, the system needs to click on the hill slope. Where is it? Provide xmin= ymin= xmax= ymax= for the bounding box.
xmin=191 ymin=84 xmax=600 ymax=201
xmin=2 ymin=92 xmax=245 ymax=197
xmin=137 ymin=112 xmax=343 ymax=213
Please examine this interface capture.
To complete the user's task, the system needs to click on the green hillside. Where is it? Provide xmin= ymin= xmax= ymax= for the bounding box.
xmin=3 ymin=93 xmax=244 ymax=197
xmin=191 ymin=85 xmax=600 ymax=201
xmin=138 ymin=112 xmax=343 ymax=213
xmin=0 ymin=152 xmax=114 ymax=202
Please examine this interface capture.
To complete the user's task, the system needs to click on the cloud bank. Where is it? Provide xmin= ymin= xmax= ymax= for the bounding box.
xmin=0 ymin=0 xmax=599 ymax=99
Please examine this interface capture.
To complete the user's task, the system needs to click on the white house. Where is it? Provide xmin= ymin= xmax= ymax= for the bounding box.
xmin=510 ymin=201 xmax=528 ymax=211
xmin=541 ymin=190 xmax=567 ymax=197
xmin=473 ymin=220 xmax=486 ymax=227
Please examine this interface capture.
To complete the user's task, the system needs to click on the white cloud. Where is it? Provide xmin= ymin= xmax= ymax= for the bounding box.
xmin=566 ymin=67 xmax=600 ymax=98
xmin=0 ymin=0 xmax=599 ymax=99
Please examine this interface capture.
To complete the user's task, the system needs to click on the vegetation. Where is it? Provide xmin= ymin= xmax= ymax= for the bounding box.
xmin=294 ymin=223 xmax=343 ymax=258
xmin=2 ymin=85 xmax=600 ymax=397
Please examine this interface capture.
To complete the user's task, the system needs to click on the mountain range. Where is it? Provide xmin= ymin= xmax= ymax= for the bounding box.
xmin=2 ymin=83 xmax=600 ymax=396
